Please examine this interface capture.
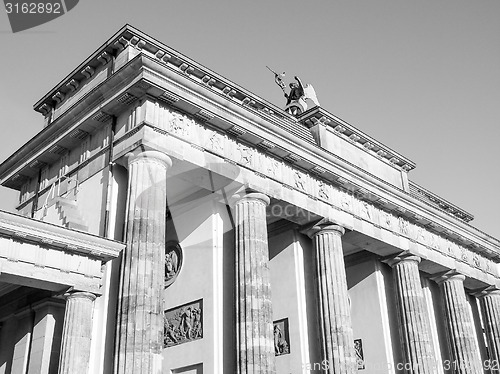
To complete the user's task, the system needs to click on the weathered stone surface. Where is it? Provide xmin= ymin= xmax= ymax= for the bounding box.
xmin=307 ymin=223 xmax=356 ymax=374
xmin=435 ymin=273 xmax=482 ymax=374
xmin=58 ymin=292 xmax=96 ymax=374
xmin=386 ymin=255 xmax=436 ymax=373
xmin=479 ymin=290 xmax=500 ymax=373
xmin=115 ymin=149 xmax=172 ymax=374
xmin=234 ymin=192 xmax=276 ymax=374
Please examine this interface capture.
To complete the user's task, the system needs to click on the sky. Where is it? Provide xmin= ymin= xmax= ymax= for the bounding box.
xmin=0 ymin=0 xmax=499 ymax=239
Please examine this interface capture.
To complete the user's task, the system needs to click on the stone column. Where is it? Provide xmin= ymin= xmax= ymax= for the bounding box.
xmin=234 ymin=191 xmax=275 ymax=374
xmin=307 ymin=222 xmax=356 ymax=374
xmin=478 ymin=290 xmax=500 ymax=372
xmin=386 ymin=255 xmax=436 ymax=373
xmin=435 ymin=272 xmax=482 ymax=374
xmin=58 ymin=292 xmax=96 ymax=374
xmin=115 ymin=149 xmax=172 ymax=374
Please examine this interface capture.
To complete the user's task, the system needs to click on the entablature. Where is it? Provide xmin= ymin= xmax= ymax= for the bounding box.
xmin=0 ymin=210 xmax=123 ymax=260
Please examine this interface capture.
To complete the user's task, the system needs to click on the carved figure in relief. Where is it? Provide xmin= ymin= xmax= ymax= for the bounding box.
xmin=237 ymin=144 xmax=253 ymax=166
xmin=384 ymin=212 xmax=392 ymax=228
xmin=473 ymin=254 xmax=480 ymax=268
xmin=164 ymin=303 xmax=203 ymax=347
xmin=179 ymin=307 xmax=193 ymax=338
xmin=429 ymin=234 xmax=438 ymax=249
xmin=398 ymin=217 xmax=410 ymax=235
xmin=165 ymin=242 xmax=182 ymax=287
xmin=267 ymin=158 xmax=279 ymax=176
xmin=165 ymin=251 xmax=179 ymax=283
xmin=461 ymin=247 xmax=468 ymax=262
xmin=446 ymin=241 xmax=454 ymax=255
xmin=274 ymin=324 xmax=289 ymax=355
xmin=340 ymin=192 xmax=351 ymax=211
xmin=417 ymin=227 xmax=426 ymax=244
xmin=354 ymin=339 xmax=365 ymax=370
xmin=294 ymin=171 xmax=305 ymax=191
xmin=209 ymin=132 xmax=223 ymax=153
xmin=360 ymin=201 xmax=371 ymax=220
xmin=164 ymin=316 xmax=178 ymax=344
xmin=169 ymin=111 xmax=191 ymax=137
xmin=318 ymin=181 xmax=329 ymax=200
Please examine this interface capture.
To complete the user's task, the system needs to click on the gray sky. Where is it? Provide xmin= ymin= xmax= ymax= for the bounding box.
xmin=0 ymin=0 xmax=499 ymax=239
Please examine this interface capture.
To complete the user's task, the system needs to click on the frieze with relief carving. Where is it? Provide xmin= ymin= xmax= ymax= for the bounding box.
xmin=164 ymin=299 xmax=203 ymax=348
xmin=237 ymin=144 xmax=253 ymax=166
xmin=318 ymin=181 xmax=329 ymax=201
xmin=154 ymin=104 xmax=497 ymax=278
xmin=208 ymin=130 xmax=224 ymax=154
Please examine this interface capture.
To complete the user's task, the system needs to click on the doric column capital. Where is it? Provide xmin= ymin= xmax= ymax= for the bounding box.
xmin=305 ymin=219 xmax=345 ymax=238
xmin=432 ymin=270 xmax=466 ymax=285
xmin=472 ymin=286 xmax=500 ymax=298
xmin=231 ymin=190 xmax=270 ymax=207
xmin=125 ymin=148 xmax=172 ymax=170
xmin=64 ymin=291 xmax=97 ymax=303
xmin=384 ymin=252 xmax=421 ymax=268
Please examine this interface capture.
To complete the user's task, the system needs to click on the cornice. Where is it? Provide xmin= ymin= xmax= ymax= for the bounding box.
xmin=0 ymin=210 xmax=124 ymax=260
xmin=408 ymin=181 xmax=473 ymax=223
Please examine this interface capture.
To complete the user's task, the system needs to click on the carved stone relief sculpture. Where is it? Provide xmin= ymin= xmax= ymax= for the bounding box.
xmin=165 ymin=241 xmax=183 ymax=288
xmin=273 ymin=318 xmax=290 ymax=356
xmin=164 ymin=299 xmax=203 ymax=348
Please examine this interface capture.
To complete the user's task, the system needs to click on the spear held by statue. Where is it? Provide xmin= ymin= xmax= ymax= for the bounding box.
xmin=266 ymin=66 xmax=286 ymax=94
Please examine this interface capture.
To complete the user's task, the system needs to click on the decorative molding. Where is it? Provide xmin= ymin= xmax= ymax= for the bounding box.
xmin=97 ymin=51 xmax=111 ymax=65
xmin=284 ymin=153 xmax=301 ymax=164
xmin=193 ymin=109 xmax=214 ymax=122
xmin=227 ymin=125 xmax=246 ymax=137
xmin=363 ymin=142 xmax=373 ymax=150
xmin=28 ymin=160 xmax=46 ymax=169
xmin=39 ymin=103 xmax=52 ymax=116
xmin=257 ymin=140 xmax=275 ymax=151
xmin=155 ymin=50 xmax=165 ymax=60
xmin=81 ymin=66 xmax=95 ymax=79
xmin=113 ymin=36 xmax=128 ymax=50
xmin=52 ymin=92 xmax=65 ymax=104
xmin=91 ymin=111 xmax=112 ymax=123
xmin=69 ymin=129 xmax=89 ymax=140
xmin=116 ymin=92 xmax=137 ymax=106
xmin=311 ymin=166 xmax=327 ymax=175
xmin=333 ymin=125 xmax=345 ymax=133
xmin=47 ymin=145 xmax=68 ymax=155
xmin=158 ymin=91 xmax=179 ymax=105
xmin=66 ymin=79 xmax=79 ymax=92
xmin=349 ymin=134 xmax=360 ymax=143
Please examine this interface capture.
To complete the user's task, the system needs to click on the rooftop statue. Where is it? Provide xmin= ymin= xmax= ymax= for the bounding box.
xmin=267 ymin=66 xmax=320 ymax=116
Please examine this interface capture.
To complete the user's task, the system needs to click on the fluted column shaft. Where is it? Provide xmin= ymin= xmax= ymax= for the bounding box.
xmin=308 ymin=224 xmax=356 ymax=374
xmin=437 ymin=273 xmax=482 ymax=374
xmin=479 ymin=290 xmax=500 ymax=373
xmin=115 ymin=150 xmax=172 ymax=374
xmin=234 ymin=192 xmax=275 ymax=374
xmin=58 ymin=292 xmax=96 ymax=374
xmin=388 ymin=255 xmax=436 ymax=373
